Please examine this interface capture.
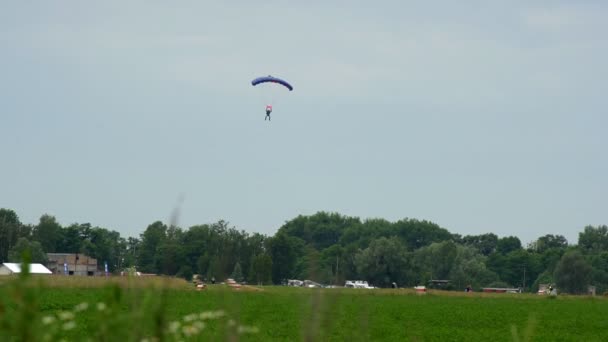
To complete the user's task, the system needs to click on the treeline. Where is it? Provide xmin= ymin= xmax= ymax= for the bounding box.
xmin=1 ymin=208 xmax=607 ymax=294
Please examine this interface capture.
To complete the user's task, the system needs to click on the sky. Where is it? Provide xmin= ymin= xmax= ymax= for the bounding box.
xmin=1 ymin=1 xmax=606 ymax=245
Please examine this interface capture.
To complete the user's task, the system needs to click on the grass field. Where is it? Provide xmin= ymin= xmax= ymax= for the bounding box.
xmin=1 ymin=275 xmax=607 ymax=341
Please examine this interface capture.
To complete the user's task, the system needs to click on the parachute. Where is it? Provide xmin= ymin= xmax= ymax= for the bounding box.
xmin=251 ymin=75 xmax=293 ymax=91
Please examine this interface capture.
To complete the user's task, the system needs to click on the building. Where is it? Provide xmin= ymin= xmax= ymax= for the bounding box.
xmin=0 ymin=263 xmax=52 ymax=275
xmin=47 ymin=253 xmax=98 ymax=276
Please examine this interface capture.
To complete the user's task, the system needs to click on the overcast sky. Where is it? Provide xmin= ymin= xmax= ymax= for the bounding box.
xmin=1 ymin=1 xmax=606 ymax=245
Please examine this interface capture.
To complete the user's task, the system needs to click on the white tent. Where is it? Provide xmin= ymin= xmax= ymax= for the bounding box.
xmin=0 ymin=263 xmax=53 ymax=275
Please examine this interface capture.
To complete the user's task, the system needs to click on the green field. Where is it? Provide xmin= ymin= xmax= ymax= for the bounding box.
xmin=1 ymin=276 xmax=607 ymax=341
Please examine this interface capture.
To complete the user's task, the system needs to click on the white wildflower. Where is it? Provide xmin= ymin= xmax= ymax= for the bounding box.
xmin=227 ymin=319 xmax=236 ymax=327
xmin=182 ymin=325 xmax=199 ymax=337
xmin=96 ymin=302 xmax=107 ymax=311
xmin=182 ymin=313 xmax=197 ymax=322
xmin=237 ymin=325 xmax=260 ymax=334
xmin=42 ymin=316 xmax=56 ymax=325
xmin=193 ymin=321 xmax=205 ymax=330
xmin=74 ymin=302 xmax=89 ymax=312
xmin=58 ymin=311 xmax=74 ymax=321
xmin=62 ymin=321 xmax=76 ymax=331
xmin=168 ymin=321 xmax=181 ymax=334
xmin=199 ymin=310 xmax=225 ymax=320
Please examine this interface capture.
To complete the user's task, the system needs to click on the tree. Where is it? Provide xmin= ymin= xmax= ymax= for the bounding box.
xmin=137 ymin=221 xmax=167 ymax=273
xmin=176 ymin=265 xmax=193 ymax=281
xmin=0 ymin=209 xmax=23 ymax=262
xmin=32 ymin=214 xmax=63 ymax=253
xmin=231 ymin=262 xmax=243 ymax=282
xmin=554 ymin=251 xmax=592 ymax=294
xmin=578 ymin=225 xmax=608 ymax=252
xmin=394 ymin=218 xmax=453 ymax=250
xmin=197 ymin=253 xmax=211 ymax=277
xmin=535 ymin=234 xmax=568 ymax=253
xmin=539 ymin=248 xmax=565 ymax=274
xmin=449 ymin=245 xmax=498 ymax=290
xmin=496 ymin=236 xmax=522 ymax=254
xmin=279 ymin=212 xmax=361 ymax=250
xmin=8 ymin=238 xmax=48 ymax=264
xmin=269 ymin=233 xmax=303 ymax=284
xmin=354 ymin=237 xmax=409 ymax=287
xmin=487 ymin=249 xmax=541 ymax=290
xmin=531 ymin=271 xmax=554 ymax=293
xmin=412 ymin=241 xmax=458 ymax=282
xmin=461 ymin=233 xmax=498 ymax=256
xmin=249 ymin=254 xmax=272 ymax=285
xmin=57 ymin=224 xmax=82 ymax=253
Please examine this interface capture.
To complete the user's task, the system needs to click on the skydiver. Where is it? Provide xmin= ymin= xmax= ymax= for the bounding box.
xmin=265 ymin=104 xmax=272 ymax=121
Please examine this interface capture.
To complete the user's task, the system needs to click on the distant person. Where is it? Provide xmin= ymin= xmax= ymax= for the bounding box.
xmin=392 ymin=282 xmax=397 ymax=289
xmin=265 ymin=105 xmax=273 ymax=120
xmin=465 ymin=285 xmax=472 ymax=292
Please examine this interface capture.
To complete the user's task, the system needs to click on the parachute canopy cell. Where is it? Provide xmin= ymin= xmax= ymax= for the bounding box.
xmin=251 ymin=75 xmax=293 ymax=91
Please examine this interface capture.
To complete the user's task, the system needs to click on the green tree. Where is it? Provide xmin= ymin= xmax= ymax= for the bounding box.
xmin=539 ymin=247 xmax=565 ymax=274
xmin=279 ymin=212 xmax=361 ymax=250
xmin=231 ymin=262 xmax=243 ymax=282
xmin=206 ymin=256 xmax=223 ymax=282
xmin=588 ymin=252 xmax=608 ymax=294
xmin=496 ymin=236 xmax=522 ymax=254
xmin=394 ymin=218 xmax=453 ymax=250
xmin=487 ymin=249 xmax=541 ymax=290
xmin=461 ymin=233 xmax=498 ymax=256
xmin=535 ymin=234 xmax=568 ymax=253
xmin=354 ymin=237 xmax=409 ymax=287
xmin=176 ymin=265 xmax=193 ymax=281
xmin=321 ymin=244 xmax=345 ymax=285
xmin=412 ymin=241 xmax=458 ymax=282
xmin=258 ymin=254 xmax=273 ymax=285
xmin=57 ymin=224 xmax=83 ymax=253
xmin=137 ymin=221 xmax=167 ymax=273
xmin=8 ymin=237 xmax=48 ymax=264
xmin=0 ymin=209 xmax=23 ymax=262
xmin=32 ymin=214 xmax=63 ymax=253
xmin=269 ymin=233 xmax=303 ymax=284
xmin=531 ymin=271 xmax=554 ymax=293
xmin=449 ymin=245 xmax=498 ymax=290
xmin=197 ymin=253 xmax=211 ymax=277
xmin=554 ymin=251 xmax=592 ymax=294
xmin=578 ymin=225 xmax=608 ymax=252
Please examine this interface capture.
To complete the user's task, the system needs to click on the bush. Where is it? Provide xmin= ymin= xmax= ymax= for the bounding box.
xmin=176 ymin=265 xmax=193 ymax=281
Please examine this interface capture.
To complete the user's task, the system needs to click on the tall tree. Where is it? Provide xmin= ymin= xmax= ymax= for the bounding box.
xmin=354 ymin=237 xmax=409 ymax=287
xmin=462 ymin=233 xmax=498 ymax=256
xmin=554 ymin=251 xmax=592 ymax=294
xmin=0 ymin=209 xmax=23 ymax=262
xmin=578 ymin=225 xmax=608 ymax=252
xmin=249 ymin=254 xmax=272 ymax=285
xmin=269 ymin=233 xmax=304 ymax=284
xmin=32 ymin=214 xmax=63 ymax=253
xmin=449 ymin=245 xmax=497 ymax=290
xmin=8 ymin=237 xmax=48 ymax=264
xmin=535 ymin=234 xmax=568 ymax=253
xmin=496 ymin=236 xmax=522 ymax=254
xmin=137 ymin=221 xmax=167 ymax=273
xmin=231 ymin=262 xmax=243 ymax=282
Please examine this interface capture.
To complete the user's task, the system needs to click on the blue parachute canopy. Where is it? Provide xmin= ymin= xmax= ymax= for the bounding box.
xmin=251 ymin=75 xmax=293 ymax=91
